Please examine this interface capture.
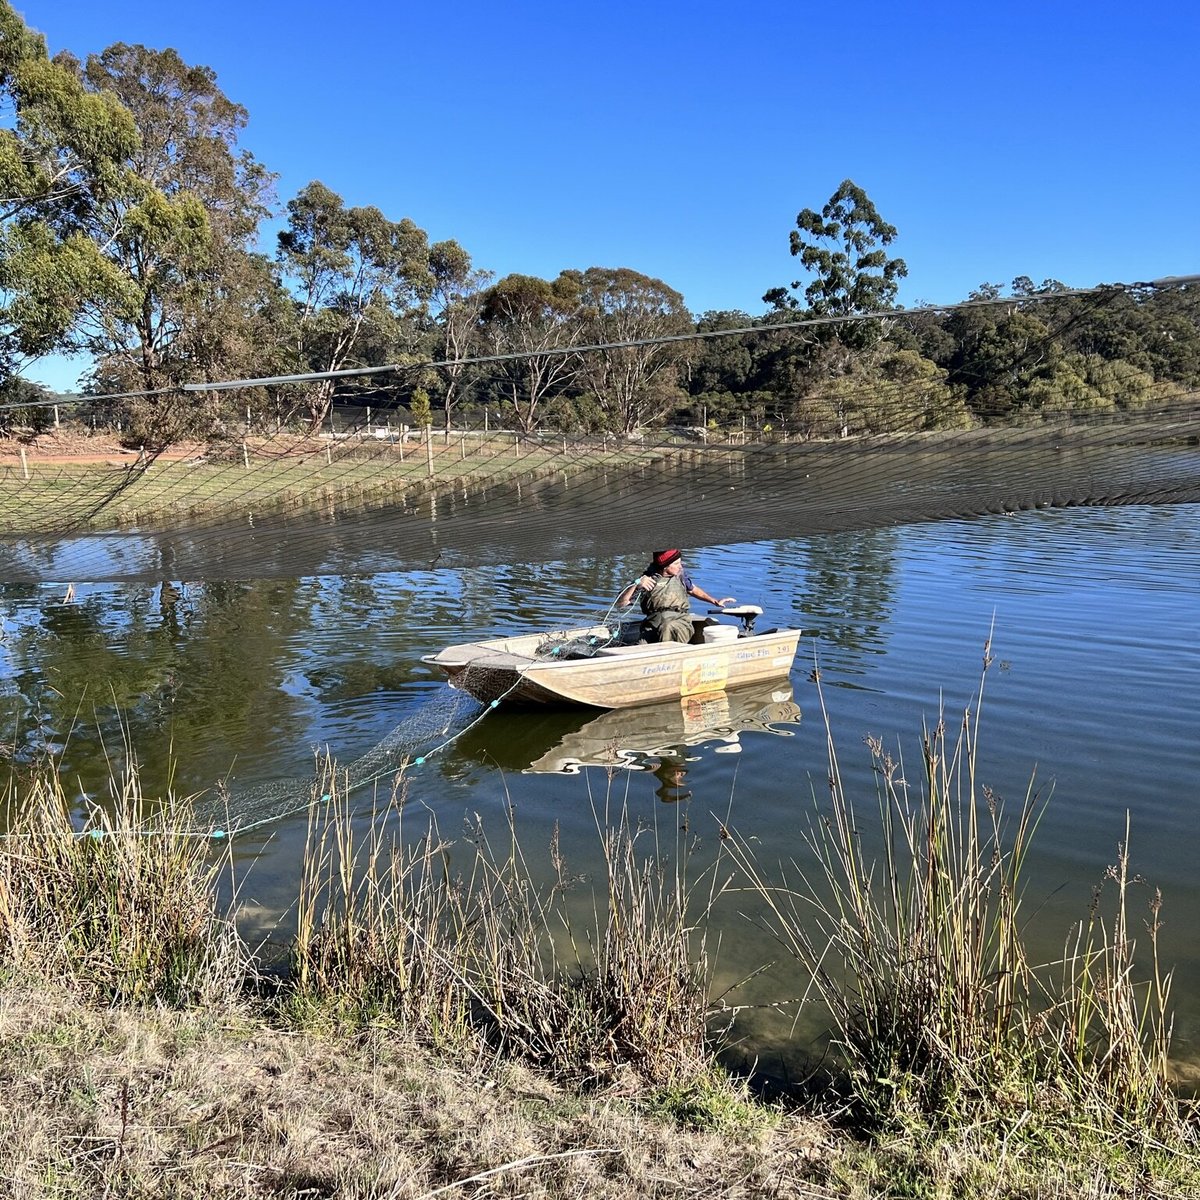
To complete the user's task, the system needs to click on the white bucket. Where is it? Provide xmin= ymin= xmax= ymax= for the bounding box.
xmin=703 ymin=624 xmax=739 ymax=644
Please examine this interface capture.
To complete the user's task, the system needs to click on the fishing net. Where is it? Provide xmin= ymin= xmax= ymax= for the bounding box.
xmin=191 ymin=609 xmax=642 ymax=835
xmin=191 ymin=681 xmax=489 ymax=835
xmin=2 ymin=283 xmax=1197 ymax=836
xmin=1 ymin=398 xmax=1197 ymax=586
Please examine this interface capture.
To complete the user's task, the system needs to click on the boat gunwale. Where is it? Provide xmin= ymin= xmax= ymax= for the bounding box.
xmin=422 ymin=626 xmax=802 ymax=675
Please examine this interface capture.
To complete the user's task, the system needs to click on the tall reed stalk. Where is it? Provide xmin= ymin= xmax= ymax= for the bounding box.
xmin=1050 ymin=810 xmax=1177 ymax=1126
xmin=289 ymin=766 xmax=715 ymax=1087
xmin=0 ymin=759 xmax=247 ymax=1004
xmin=730 ymin=645 xmax=1182 ymax=1133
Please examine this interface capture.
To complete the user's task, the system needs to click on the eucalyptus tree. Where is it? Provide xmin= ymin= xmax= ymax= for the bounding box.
xmin=685 ymin=309 xmax=807 ymax=428
xmin=58 ymin=43 xmax=279 ymax=441
xmin=764 ymin=178 xmax=907 ymax=350
xmin=277 ymin=181 xmax=432 ymax=431
xmin=573 ymin=267 xmax=693 ymax=434
xmin=428 ymin=238 xmax=491 ymax=430
xmin=0 ymin=4 xmax=137 ymax=373
xmin=479 ymin=271 xmax=584 ymax=432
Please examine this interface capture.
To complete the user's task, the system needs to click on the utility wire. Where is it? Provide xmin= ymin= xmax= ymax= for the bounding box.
xmin=5 ymin=274 xmax=1197 ymax=413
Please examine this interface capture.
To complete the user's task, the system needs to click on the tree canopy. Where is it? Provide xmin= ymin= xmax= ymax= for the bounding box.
xmin=1 ymin=15 xmax=1195 ymax=444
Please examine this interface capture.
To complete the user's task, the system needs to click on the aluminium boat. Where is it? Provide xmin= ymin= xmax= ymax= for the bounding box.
xmin=421 ymin=607 xmax=801 ymax=709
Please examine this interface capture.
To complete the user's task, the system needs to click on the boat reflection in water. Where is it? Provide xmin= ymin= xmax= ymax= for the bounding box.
xmin=453 ymin=682 xmax=801 ymax=803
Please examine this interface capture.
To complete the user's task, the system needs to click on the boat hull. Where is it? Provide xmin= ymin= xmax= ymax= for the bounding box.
xmin=422 ymin=624 xmax=801 ymax=709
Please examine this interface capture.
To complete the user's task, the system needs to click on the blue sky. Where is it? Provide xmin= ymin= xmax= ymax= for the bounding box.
xmin=15 ymin=0 xmax=1200 ymax=392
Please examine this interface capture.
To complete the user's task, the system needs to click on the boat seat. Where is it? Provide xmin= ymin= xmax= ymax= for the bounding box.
xmin=594 ymin=643 xmax=675 ymax=657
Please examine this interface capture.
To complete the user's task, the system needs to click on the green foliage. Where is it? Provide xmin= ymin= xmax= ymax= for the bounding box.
xmin=0 ymin=4 xmax=139 ymax=368
xmin=0 ymin=372 xmax=55 ymax=433
xmin=540 ymin=390 xmax=607 ymax=433
xmin=767 ymin=179 xmax=907 ymax=353
xmin=409 ymin=386 xmax=432 ymax=428
xmin=30 ymin=41 xmax=284 ymax=445
xmin=646 ymin=1073 xmax=770 ymax=1133
xmin=278 ymin=180 xmax=431 ymax=430
xmin=787 ymin=347 xmax=971 ymax=437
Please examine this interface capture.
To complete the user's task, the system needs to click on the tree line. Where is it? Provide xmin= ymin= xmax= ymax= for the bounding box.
xmin=2 ymin=7 xmax=1197 ymax=447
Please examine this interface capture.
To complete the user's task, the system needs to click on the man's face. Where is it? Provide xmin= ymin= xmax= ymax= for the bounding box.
xmin=664 ymin=559 xmax=684 ymax=577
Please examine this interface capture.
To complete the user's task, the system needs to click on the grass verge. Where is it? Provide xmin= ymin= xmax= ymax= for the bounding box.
xmin=0 ymin=696 xmax=1197 ymax=1197
xmin=725 ymin=645 xmax=1195 ymax=1152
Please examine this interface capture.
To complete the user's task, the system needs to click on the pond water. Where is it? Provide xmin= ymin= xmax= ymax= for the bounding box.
xmin=1 ymin=499 xmax=1198 ymax=1077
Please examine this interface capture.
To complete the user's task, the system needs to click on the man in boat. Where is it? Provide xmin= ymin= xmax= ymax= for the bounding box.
xmin=616 ymin=548 xmax=736 ymax=643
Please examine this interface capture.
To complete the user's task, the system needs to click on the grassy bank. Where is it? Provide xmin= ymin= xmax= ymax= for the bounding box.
xmin=1 ymin=405 xmax=1197 ymax=536
xmin=0 ymin=429 xmax=686 ymax=534
xmin=1 ymin=707 xmax=1198 ymax=1198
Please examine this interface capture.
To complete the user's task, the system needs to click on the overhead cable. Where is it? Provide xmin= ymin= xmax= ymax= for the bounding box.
xmin=7 ymin=273 xmax=1197 ymax=412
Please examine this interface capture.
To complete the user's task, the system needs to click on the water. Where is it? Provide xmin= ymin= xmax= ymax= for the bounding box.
xmin=1 ymin=501 xmax=1198 ymax=1074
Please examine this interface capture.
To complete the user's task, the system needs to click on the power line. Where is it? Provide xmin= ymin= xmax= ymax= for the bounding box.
xmin=5 ymin=273 xmax=1196 ymax=413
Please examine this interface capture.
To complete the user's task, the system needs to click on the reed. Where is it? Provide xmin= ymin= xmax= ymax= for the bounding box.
xmin=729 ymin=646 xmax=1186 ymax=1136
xmin=0 ymin=758 xmax=247 ymax=1005
xmin=290 ymin=765 xmax=474 ymax=1043
xmin=1048 ymin=810 xmax=1178 ymax=1127
xmin=288 ymin=767 xmax=715 ymax=1088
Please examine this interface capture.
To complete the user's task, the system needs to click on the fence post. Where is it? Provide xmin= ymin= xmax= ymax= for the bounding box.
xmin=19 ymin=447 xmax=29 ymax=481
xmin=426 ymin=426 xmax=434 ymax=477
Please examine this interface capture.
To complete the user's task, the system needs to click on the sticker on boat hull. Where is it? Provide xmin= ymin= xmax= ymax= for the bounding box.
xmin=681 ymin=656 xmax=728 ymax=696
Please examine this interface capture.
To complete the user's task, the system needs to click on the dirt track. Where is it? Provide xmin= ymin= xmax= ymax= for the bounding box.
xmin=0 ymin=433 xmax=223 ymax=466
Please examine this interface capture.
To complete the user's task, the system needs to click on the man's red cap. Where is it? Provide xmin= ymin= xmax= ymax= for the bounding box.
xmin=651 ymin=549 xmax=681 ymax=569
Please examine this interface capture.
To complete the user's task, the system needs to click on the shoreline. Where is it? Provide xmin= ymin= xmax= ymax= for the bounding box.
xmin=4 ymin=983 xmax=1195 ymax=1200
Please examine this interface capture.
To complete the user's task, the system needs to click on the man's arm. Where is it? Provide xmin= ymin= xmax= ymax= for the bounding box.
xmin=617 ymin=575 xmax=652 ymax=606
xmin=686 ymin=582 xmax=736 ymax=607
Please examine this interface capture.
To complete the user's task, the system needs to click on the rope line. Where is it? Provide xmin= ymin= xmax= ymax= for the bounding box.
xmin=6 ymin=594 xmax=637 ymax=843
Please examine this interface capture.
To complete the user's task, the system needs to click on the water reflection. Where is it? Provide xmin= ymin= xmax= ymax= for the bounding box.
xmin=1 ymin=501 xmax=1199 ymax=1071
xmin=447 ymin=682 xmax=801 ymax=784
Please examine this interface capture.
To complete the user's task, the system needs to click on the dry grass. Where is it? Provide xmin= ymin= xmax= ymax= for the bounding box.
xmin=290 ymin=770 xmax=715 ymax=1089
xmin=0 ymin=987 xmax=826 ymax=1200
xmin=0 ymin=762 xmax=247 ymax=1005
xmin=1 ymin=983 xmax=1195 ymax=1200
